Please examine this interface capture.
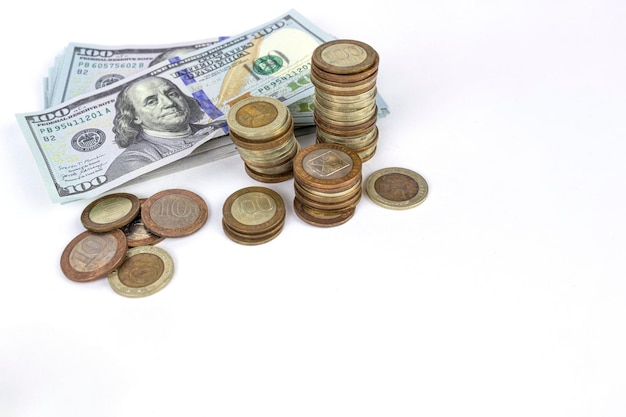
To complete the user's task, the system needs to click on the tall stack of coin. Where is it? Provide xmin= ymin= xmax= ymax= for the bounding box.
xmin=227 ymin=96 xmax=300 ymax=183
xmin=292 ymin=143 xmax=363 ymax=227
xmin=311 ymin=39 xmax=380 ymax=162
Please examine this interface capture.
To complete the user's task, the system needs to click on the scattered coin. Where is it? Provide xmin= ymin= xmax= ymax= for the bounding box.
xmin=60 ymin=229 xmax=128 ymax=282
xmin=121 ymin=199 xmax=165 ymax=247
xmin=142 ymin=189 xmax=209 ymax=237
xmin=108 ymin=246 xmax=174 ymax=298
xmin=365 ymin=167 xmax=428 ymax=209
xmin=80 ymin=193 xmax=141 ymax=233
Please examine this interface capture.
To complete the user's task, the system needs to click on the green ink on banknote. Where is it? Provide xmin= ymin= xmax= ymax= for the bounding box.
xmin=253 ymin=55 xmax=284 ymax=75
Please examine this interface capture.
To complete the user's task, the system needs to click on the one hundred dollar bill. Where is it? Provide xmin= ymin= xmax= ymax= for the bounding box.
xmin=47 ymin=37 xmax=227 ymax=107
xmin=17 ymin=9 xmax=336 ymax=203
xmin=45 ymin=33 xmax=390 ymax=126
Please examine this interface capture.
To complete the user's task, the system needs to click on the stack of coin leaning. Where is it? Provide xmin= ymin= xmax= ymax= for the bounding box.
xmin=292 ymin=143 xmax=363 ymax=227
xmin=222 ymin=186 xmax=286 ymax=245
xmin=227 ymin=96 xmax=300 ymax=183
xmin=310 ymin=39 xmax=380 ymax=162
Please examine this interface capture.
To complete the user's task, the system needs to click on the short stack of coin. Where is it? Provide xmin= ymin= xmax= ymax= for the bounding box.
xmin=222 ymin=186 xmax=286 ymax=245
xmin=227 ymin=96 xmax=300 ymax=183
xmin=311 ymin=39 xmax=380 ymax=162
xmin=292 ymin=143 xmax=363 ymax=227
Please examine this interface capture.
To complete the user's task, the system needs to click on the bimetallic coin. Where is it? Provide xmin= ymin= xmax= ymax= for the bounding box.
xmin=293 ymin=197 xmax=356 ymax=227
xmin=227 ymin=96 xmax=289 ymax=140
xmin=108 ymin=246 xmax=174 ymax=298
xmin=223 ymin=186 xmax=285 ymax=233
xmin=311 ymin=56 xmax=379 ymax=83
xmin=293 ymin=143 xmax=362 ymax=190
xmin=244 ymin=164 xmax=295 ymax=183
xmin=142 ymin=189 xmax=208 ymax=237
xmin=366 ymin=167 xmax=429 ymax=209
xmin=80 ymin=193 xmax=141 ymax=233
xmin=312 ymin=39 xmax=378 ymax=75
xmin=222 ymin=218 xmax=285 ymax=245
xmin=60 ymin=229 xmax=127 ymax=282
xmin=122 ymin=199 xmax=165 ymax=247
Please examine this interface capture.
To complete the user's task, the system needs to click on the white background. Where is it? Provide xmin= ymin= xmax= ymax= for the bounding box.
xmin=1 ymin=1 xmax=625 ymax=416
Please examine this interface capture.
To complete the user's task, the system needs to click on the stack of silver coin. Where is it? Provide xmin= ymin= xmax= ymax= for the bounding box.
xmin=226 ymin=96 xmax=300 ymax=183
xmin=292 ymin=143 xmax=363 ymax=227
xmin=311 ymin=39 xmax=380 ymax=162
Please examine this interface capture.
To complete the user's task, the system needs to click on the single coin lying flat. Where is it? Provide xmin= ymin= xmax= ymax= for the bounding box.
xmin=108 ymin=245 xmax=174 ymax=298
xmin=365 ymin=167 xmax=428 ymax=210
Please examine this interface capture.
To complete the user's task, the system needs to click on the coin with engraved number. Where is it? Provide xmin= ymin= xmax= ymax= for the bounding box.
xmin=141 ymin=189 xmax=208 ymax=237
xmin=80 ymin=193 xmax=141 ymax=233
xmin=312 ymin=39 xmax=378 ymax=75
xmin=223 ymin=186 xmax=285 ymax=234
xmin=366 ymin=167 xmax=429 ymax=209
xmin=108 ymin=246 xmax=174 ymax=298
xmin=60 ymin=229 xmax=128 ymax=282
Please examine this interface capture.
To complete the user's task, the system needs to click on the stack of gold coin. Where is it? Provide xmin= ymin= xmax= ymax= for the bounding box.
xmin=227 ymin=96 xmax=300 ymax=183
xmin=292 ymin=143 xmax=363 ymax=227
xmin=222 ymin=186 xmax=286 ymax=245
xmin=310 ymin=39 xmax=380 ymax=162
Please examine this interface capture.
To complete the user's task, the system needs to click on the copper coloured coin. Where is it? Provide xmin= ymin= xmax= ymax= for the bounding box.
xmin=365 ymin=167 xmax=429 ymax=210
xmin=108 ymin=246 xmax=174 ymax=298
xmin=141 ymin=189 xmax=208 ymax=237
xmin=80 ymin=193 xmax=141 ymax=233
xmin=121 ymin=199 xmax=165 ymax=247
xmin=312 ymin=39 xmax=379 ymax=75
xmin=60 ymin=229 xmax=127 ymax=282
xmin=222 ymin=186 xmax=286 ymax=234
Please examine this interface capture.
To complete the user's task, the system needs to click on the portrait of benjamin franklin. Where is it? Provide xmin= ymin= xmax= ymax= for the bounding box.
xmin=105 ymin=76 xmax=224 ymax=181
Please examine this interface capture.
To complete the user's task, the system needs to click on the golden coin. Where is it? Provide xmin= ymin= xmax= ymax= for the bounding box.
xmin=222 ymin=186 xmax=285 ymax=234
xmin=295 ymin=178 xmax=361 ymax=203
xmin=365 ymin=167 xmax=429 ymax=209
xmin=295 ymin=184 xmax=362 ymax=211
xmin=121 ymin=199 xmax=165 ymax=247
xmin=244 ymin=164 xmax=295 ymax=183
xmin=142 ymin=189 xmax=208 ymax=237
xmin=293 ymin=143 xmax=362 ymax=190
xmin=313 ymin=111 xmax=377 ymax=136
xmin=313 ymin=99 xmax=378 ymax=124
xmin=311 ymin=68 xmax=378 ymax=89
xmin=316 ymin=125 xmax=378 ymax=145
xmin=311 ymin=71 xmax=378 ymax=96
xmin=312 ymin=39 xmax=378 ymax=75
xmin=293 ymin=197 xmax=356 ymax=227
xmin=222 ymin=218 xmax=284 ymax=245
xmin=311 ymin=56 xmax=379 ymax=83
xmin=229 ymin=116 xmax=294 ymax=151
xmin=227 ymin=96 xmax=289 ymax=140
xmin=80 ymin=193 xmax=141 ymax=233
xmin=315 ymin=86 xmax=378 ymax=105
xmin=108 ymin=246 xmax=174 ymax=298
xmin=60 ymin=229 xmax=127 ymax=282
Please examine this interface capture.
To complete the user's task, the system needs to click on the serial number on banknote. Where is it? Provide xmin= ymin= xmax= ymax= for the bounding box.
xmin=258 ymin=64 xmax=311 ymax=93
